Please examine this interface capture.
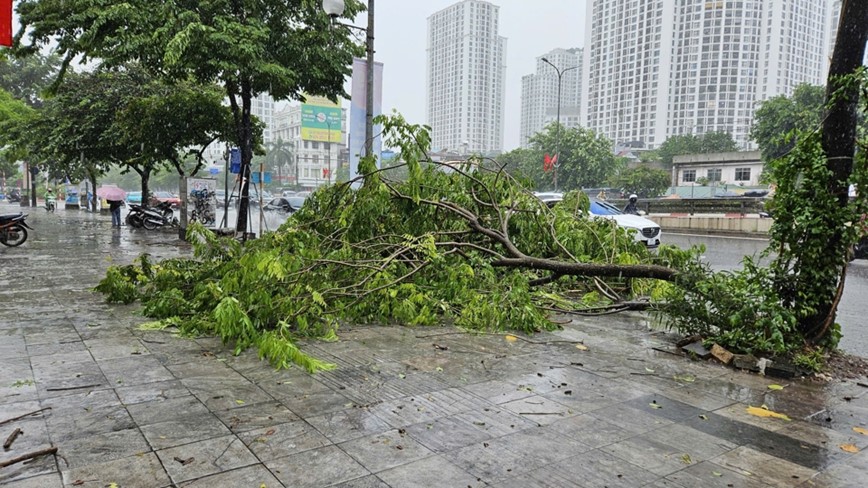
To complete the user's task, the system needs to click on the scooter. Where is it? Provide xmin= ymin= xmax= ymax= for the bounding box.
xmin=0 ymin=213 xmax=32 ymax=247
xmin=7 ymin=189 xmax=21 ymax=203
xmin=44 ymin=195 xmax=57 ymax=213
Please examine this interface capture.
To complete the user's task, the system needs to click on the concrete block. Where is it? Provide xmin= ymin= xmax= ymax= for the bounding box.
xmin=710 ymin=344 xmax=734 ymax=364
xmin=732 ymin=354 xmax=759 ymax=371
xmin=681 ymin=341 xmax=711 ymax=359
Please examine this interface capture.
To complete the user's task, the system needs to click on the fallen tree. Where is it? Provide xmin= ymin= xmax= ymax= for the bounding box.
xmin=96 ymin=106 xmax=866 ymax=372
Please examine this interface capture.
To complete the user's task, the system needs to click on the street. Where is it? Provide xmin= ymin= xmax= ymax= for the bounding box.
xmin=666 ymin=232 xmax=868 ymax=358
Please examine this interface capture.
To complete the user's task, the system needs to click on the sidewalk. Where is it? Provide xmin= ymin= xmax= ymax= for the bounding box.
xmin=1 ymin=204 xmax=866 ymax=487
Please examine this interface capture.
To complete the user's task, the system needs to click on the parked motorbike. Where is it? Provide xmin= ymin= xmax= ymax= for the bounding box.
xmin=7 ymin=189 xmax=21 ymax=203
xmin=189 ymin=188 xmax=216 ymax=226
xmin=854 ymin=237 xmax=868 ymax=260
xmin=126 ymin=202 xmax=177 ymax=230
xmin=0 ymin=213 xmax=32 ymax=247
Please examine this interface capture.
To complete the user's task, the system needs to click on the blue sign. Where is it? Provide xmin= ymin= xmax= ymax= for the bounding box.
xmin=229 ymin=148 xmax=241 ymax=174
xmin=251 ymin=172 xmax=272 ymax=184
xmin=209 ymin=167 xmax=220 ymax=175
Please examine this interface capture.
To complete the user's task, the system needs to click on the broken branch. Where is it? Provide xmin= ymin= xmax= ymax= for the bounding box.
xmin=0 ymin=407 xmax=52 ymax=426
xmin=0 ymin=446 xmax=58 ymax=468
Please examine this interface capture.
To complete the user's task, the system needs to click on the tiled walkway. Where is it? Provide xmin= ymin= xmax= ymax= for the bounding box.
xmin=1 ymin=205 xmax=866 ymax=487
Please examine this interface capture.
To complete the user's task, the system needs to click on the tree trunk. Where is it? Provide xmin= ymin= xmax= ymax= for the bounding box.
xmin=802 ymin=0 xmax=868 ymax=342
xmin=235 ymin=79 xmax=253 ymax=236
xmin=141 ymin=167 xmax=151 ymax=208
xmin=87 ymin=168 xmax=98 ymax=213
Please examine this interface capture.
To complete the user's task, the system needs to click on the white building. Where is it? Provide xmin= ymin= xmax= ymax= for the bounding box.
xmin=520 ymin=48 xmax=583 ymax=148
xmin=582 ymin=0 xmax=836 ymax=151
xmin=672 ymin=150 xmax=764 ymax=187
xmin=271 ymin=104 xmax=347 ymax=189
xmin=426 ymin=0 xmax=506 ymax=155
xmin=201 ymin=93 xmax=276 ymax=166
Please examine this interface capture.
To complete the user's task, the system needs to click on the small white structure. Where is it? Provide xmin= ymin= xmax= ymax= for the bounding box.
xmin=672 ymin=151 xmax=764 ymax=187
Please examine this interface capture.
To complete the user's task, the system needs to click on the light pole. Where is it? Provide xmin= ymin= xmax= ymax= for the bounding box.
xmin=323 ymin=0 xmax=374 ymax=159
xmin=541 ymin=57 xmax=579 ymax=191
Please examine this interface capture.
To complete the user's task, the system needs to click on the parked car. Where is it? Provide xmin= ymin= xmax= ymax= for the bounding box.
xmin=263 ymin=196 xmax=306 ymax=213
xmin=127 ymin=191 xmax=143 ymax=204
xmin=535 ymin=192 xmax=662 ymax=248
xmin=151 ymin=191 xmax=181 ymax=208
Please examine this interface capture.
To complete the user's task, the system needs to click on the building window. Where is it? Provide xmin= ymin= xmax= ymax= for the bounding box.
xmin=707 ymin=168 xmax=722 ymax=182
xmin=682 ymin=169 xmax=696 ymax=183
xmin=735 ymin=167 xmax=751 ymax=181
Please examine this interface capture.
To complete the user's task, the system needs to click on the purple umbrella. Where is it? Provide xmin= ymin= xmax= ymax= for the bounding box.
xmin=96 ymin=185 xmax=127 ymax=201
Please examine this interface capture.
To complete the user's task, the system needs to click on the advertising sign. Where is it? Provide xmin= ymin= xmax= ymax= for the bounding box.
xmin=301 ymin=96 xmax=342 ymax=143
xmin=349 ymin=58 xmax=384 ymax=188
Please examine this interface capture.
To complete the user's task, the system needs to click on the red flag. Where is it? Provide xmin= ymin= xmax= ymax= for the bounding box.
xmin=0 ymin=0 xmax=11 ymax=47
xmin=322 ymin=168 xmax=330 ymax=178
xmin=543 ymin=154 xmax=552 ymax=172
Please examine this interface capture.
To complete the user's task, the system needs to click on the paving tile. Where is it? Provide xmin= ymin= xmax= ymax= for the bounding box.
xmin=139 ymin=413 xmax=232 ymax=450
xmin=511 ymin=448 xmax=659 ymax=488
xmin=306 ymin=406 xmax=392 ymax=443
xmin=665 ymin=461 xmax=772 ymax=488
xmin=264 ymin=444 xmax=370 ymax=487
xmin=376 ymin=455 xmax=483 ymax=488
xmin=602 ymin=434 xmax=701 ymax=476
xmin=58 ymin=427 xmax=151 ymax=468
xmin=460 ymin=379 xmax=536 ymax=404
xmin=97 ymin=355 xmax=175 ymax=386
xmin=213 ymin=401 xmax=300 ymax=434
xmin=115 ymin=379 xmax=190 ymax=405
xmin=178 ymin=464 xmax=282 ymax=487
xmin=0 ymin=473 xmax=64 ymax=488
xmin=588 ymin=404 xmax=673 ymax=434
xmin=156 ymin=434 xmax=258 ymax=484
xmin=126 ymin=395 xmax=210 ymax=426
xmin=711 ymin=446 xmax=817 ymax=488
xmin=26 ymin=340 xmax=87 ymax=357
xmin=328 ymin=475 xmax=390 ymax=488
xmin=44 ymin=403 xmax=135 ymax=443
xmin=61 ymin=452 xmax=170 ymax=488
xmin=0 ymin=448 xmax=58 ymax=485
xmin=442 ymin=438 xmax=546 ymax=484
xmin=188 ymin=381 xmax=273 ymax=411
xmin=85 ymin=337 xmax=147 ymax=361
xmin=498 ymin=395 xmax=582 ymax=426
xmin=237 ymin=420 xmax=331 ymax=461
xmin=339 ymin=428 xmax=434 ymax=473
xmin=546 ymin=413 xmax=635 ymax=449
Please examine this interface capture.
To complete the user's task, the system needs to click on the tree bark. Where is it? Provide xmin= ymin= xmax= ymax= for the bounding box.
xmin=804 ymin=0 xmax=868 ymax=341
xmin=235 ymin=78 xmax=253 ymax=237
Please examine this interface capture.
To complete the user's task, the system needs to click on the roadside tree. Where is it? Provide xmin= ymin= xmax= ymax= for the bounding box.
xmin=608 ymin=165 xmax=671 ymax=198
xmin=657 ymin=132 xmax=738 ymax=168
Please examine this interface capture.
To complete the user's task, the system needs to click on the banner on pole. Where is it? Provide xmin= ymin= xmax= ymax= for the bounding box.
xmin=348 ymin=58 xmax=384 ymax=189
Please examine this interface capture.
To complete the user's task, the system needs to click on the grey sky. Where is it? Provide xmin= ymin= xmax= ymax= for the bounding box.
xmin=343 ymin=0 xmax=586 ymax=151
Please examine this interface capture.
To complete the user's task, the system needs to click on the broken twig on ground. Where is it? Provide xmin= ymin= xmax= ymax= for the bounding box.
xmin=3 ymin=428 xmax=22 ymax=449
xmin=0 ymin=407 xmax=52 ymax=427
xmin=0 ymin=446 xmax=57 ymax=468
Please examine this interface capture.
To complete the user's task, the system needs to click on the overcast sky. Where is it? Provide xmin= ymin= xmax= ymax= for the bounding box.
xmin=342 ymin=0 xmax=587 ymax=151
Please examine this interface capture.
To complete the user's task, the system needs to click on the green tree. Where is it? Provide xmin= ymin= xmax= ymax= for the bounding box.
xmin=656 ymin=132 xmax=738 ymax=167
xmin=608 ymin=165 xmax=671 ymax=198
xmin=502 ymin=123 xmax=623 ymax=191
xmin=0 ymin=88 xmax=35 ymax=185
xmin=264 ymin=137 xmax=294 ymax=188
xmin=16 ymin=0 xmax=364 ymax=233
xmin=750 ymin=84 xmax=825 ymax=162
xmin=0 ymin=52 xmax=61 ymax=108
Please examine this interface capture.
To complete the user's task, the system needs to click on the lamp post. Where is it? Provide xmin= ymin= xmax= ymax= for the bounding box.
xmin=541 ymin=57 xmax=579 ymax=192
xmin=323 ymin=0 xmax=374 ymax=159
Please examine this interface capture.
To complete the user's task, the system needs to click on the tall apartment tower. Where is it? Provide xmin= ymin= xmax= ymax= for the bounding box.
xmin=427 ymin=0 xmax=507 ymax=155
xmin=520 ymin=48 xmax=583 ymax=148
xmin=582 ymin=0 xmax=835 ymax=150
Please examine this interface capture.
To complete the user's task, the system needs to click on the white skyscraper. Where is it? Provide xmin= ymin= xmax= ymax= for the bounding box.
xmin=520 ymin=48 xmax=583 ymax=148
xmin=582 ymin=0 xmax=836 ymax=150
xmin=201 ymin=93 xmax=277 ymax=166
xmin=427 ymin=0 xmax=506 ymax=155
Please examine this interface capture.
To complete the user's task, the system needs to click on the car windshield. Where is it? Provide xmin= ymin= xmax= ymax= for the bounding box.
xmin=590 ymin=200 xmax=622 ymax=216
xmin=154 ymin=191 xmax=173 ymax=198
xmin=287 ymin=197 xmax=306 ymax=208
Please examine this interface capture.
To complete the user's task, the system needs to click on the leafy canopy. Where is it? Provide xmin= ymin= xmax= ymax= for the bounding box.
xmin=608 ymin=165 xmax=671 ymax=198
xmin=656 ymin=131 xmax=738 ymax=168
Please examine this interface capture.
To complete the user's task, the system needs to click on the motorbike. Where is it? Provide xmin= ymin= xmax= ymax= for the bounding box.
xmin=189 ymin=188 xmax=216 ymax=225
xmin=44 ymin=194 xmax=57 ymax=213
xmin=0 ymin=213 xmax=32 ymax=247
xmin=125 ymin=201 xmax=177 ymax=230
xmin=854 ymin=237 xmax=868 ymax=260
xmin=7 ymin=189 xmax=21 ymax=203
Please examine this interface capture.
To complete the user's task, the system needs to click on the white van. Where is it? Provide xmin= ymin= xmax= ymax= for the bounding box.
xmin=534 ymin=192 xmax=662 ymax=248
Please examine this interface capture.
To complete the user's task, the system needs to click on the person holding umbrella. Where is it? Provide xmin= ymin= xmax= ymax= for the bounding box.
xmin=97 ymin=185 xmax=127 ymax=228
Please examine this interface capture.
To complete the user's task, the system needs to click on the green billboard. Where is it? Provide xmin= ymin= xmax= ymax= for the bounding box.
xmin=301 ymin=96 xmax=342 ymax=143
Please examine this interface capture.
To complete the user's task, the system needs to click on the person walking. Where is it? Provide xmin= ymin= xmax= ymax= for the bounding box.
xmin=108 ymin=199 xmax=124 ymax=227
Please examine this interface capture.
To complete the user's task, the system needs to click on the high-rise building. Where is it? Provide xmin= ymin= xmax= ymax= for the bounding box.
xmin=582 ymin=0 xmax=836 ymax=150
xmin=427 ymin=0 xmax=506 ymax=155
xmin=520 ymin=48 xmax=583 ymax=148
xmin=272 ymin=104 xmax=347 ymax=189
xmin=201 ymin=93 xmax=276 ymax=166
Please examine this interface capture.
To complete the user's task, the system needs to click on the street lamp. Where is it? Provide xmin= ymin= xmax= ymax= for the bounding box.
xmin=541 ymin=57 xmax=580 ymax=191
xmin=323 ymin=0 xmax=374 ymax=159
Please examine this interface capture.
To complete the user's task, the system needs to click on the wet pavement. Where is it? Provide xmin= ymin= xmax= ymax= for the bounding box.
xmin=1 ymin=203 xmax=867 ymax=487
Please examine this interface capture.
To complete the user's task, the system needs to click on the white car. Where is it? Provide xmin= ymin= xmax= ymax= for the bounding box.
xmin=534 ymin=192 xmax=662 ymax=248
